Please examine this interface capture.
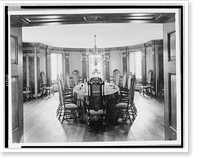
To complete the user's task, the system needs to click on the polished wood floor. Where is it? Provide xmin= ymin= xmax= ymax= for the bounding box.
xmin=23 ymin=92 xmax=165 ymax=143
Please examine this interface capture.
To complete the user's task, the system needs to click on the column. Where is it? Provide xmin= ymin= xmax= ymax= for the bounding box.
xmin=122 ymin=51 xmax=127 ymax=74
xmin=46 ymin=48 xmax=51 ymax=84
xmin=64 ymin=53 xmax=70 ymax=75
xmin=26 ymin=54 xmax=29 ymax=87
xmin=81 ymin=53 xmax=87 ymax=82
xmin=86 ymin=56 xmax=89 ymax=81
xmin=155 ymin=42 xmax=163 ymax=97
xmin=152 ymin=46 xmax=156 ymax=96
xmin=141 ymin=45 xmax=146 ymax=83
xmin=34 ymin=44 xmax=38 ymax=98
xmin=105 ymin=52 xmax=110 ymax=82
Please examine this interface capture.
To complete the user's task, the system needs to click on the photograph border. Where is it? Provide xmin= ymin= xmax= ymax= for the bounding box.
xmin=2 ymin=1 xmax=188 ymax=152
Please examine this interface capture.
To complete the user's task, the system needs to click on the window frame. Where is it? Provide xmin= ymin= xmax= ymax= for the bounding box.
xmin=128 ymin=50 xmax=142 ymax=81
xmin=50 ymin=52 xmax=63 ymax=82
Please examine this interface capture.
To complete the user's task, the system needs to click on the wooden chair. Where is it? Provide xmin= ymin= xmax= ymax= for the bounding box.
xmin=119 ymin=73 xmax=132 ymax=99
xmin=57 ymin=79 xmax=83 ymax=123
xmin=23 ymin=86 xmax=33 ymax=101
xmin=60 ymin=73 xmax=74 ymax=101
xmin=115 ymin=75 xmax=137 ymax=123
xmin=122 ymin=72 xmax=127 ymax=88
xmin=72 ymin=70 xmax=79 ymax=87
xmin=86 ymin=77 xmax=107 ymax=125
xmin=45 ymin=80 xmax=55 ymax=97
xmin=139 ymin=70 xmax=153 ymax=96
xmin=65 ymin=73 xmax=73 ymax=93
xmin=40 ymin=71 xmax=47 ymax=97
xmin=113 ymin=69 xmax=120 ymax=86
xmin=119 ymin=72 xmax=127 ymax=91
xmin=40 ymin=71 xmax=54 ymax=98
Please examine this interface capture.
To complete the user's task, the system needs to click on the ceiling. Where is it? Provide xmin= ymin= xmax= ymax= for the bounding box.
xmin=9 ymin=7 xmax=174 ymax=48
xmin=10 ymin=7 xmax=175 ymax=27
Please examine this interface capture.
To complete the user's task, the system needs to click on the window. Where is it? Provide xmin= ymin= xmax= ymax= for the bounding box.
xmin=129 ymin=51 xmax=142 ymax=79
xmin=51 ymin=53 xmax=63 ymax=81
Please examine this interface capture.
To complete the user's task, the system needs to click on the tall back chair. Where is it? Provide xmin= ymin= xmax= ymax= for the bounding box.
xmin=65 ymin=73 xmax=71 ymax=89
xmin=129 ymin=75 xmax=136 ymax=107
xmin=64 ymin=73 xmax=74 ymax=94
xmin=113 ymin=69 xmax=120 ymax=86
xmin=122 ymin=72 xmax=127 ymax=88
xmin=57 ymin=79 xmax=82 ymax=123
xmin=119 ymin=72 xmax=132 ymax=99
xmin=60 ymin=73 xmax=65 ymax=91
xmin=139 ymin=70 xmax=153 ymax=96
xmin=86 ymin=77 xmax=106 ymax=125
xmin=127 ymin=73 xmax=132 ymax=90
xmin=115 ymin=75 xmax=137 ymax=122
xmin=40 ymin=71 xmax=47 ymax=97
xmin=147 ymin=70 xmax=153 ymax=84
xmin=72 ymin=70 xmax=79 ymax=86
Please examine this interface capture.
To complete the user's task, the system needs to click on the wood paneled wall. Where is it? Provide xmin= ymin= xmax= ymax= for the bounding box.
xmin=23 ymin=39 xmax=163 ymax=96
xmin=23 ymin=43 xmax=47 ymax=97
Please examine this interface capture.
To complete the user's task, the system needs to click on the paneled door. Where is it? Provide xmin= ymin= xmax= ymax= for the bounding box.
xmin=163 ymin=17 xmax=177 ymax=140
xmin=10 ymin=26 xmax=24 ymax=143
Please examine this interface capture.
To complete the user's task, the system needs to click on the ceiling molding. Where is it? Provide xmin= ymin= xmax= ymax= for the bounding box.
xmin=23 ymin=39 xmax=163 ymax=54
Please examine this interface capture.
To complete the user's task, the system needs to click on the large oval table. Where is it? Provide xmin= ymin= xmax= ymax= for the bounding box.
xmin=73 ymin=82 xmax=120 ymax=122
xmin=73 ymin=82 xmax=119 ymax=98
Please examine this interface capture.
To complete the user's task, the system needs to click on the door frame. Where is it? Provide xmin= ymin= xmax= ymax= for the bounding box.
xmin=5 ymin=5 xmax=187 ymax=149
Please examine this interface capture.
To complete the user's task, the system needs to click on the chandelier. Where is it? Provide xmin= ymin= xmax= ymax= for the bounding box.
xmin=86 ymin=35 xmax=105 ymax=66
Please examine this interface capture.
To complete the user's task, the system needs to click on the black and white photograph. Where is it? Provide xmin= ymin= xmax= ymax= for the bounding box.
xmin=1 ymin=1 xmax=189 ymax=153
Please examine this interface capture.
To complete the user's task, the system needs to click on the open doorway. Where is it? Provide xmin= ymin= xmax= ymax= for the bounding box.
xmin=7 ymin=5 xmax=184 ymax=148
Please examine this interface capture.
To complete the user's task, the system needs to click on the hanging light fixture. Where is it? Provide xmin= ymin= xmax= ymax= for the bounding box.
xmin=86 ymin=35 xmax=105 ymax=66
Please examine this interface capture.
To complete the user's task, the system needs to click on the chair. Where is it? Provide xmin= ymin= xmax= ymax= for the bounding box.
xmin=60 ymin=73 xmax=74 ymax=101
xmin=113 ymin=69 xmax=120 ymax=86
xmin=65 ymin=73 xmax=74 ymax=93
xmin=23 ymin=86 xmax=33 ymax=101
xmin=40 ymin=71 xmax=47 ymax=97
xmin=72 ymin=70 xmax=79 ymax=87
xmin=122 ymin=72 xmax=127 ymax=88
xmin=40 ymin=71 xmax=55 ymax=97
xmin=120 ymin=73 xmax=132 ymax=99
xmin=139 ymin=70 xmax=153 ymax=96
xmin=86 ymin=77 xmax=107 ymax=125
xmin=45 ymin=80 xmax=55 ymax=97
xmin=115 ymin=75 xmax=137 ymax=123
xmin=119 ymin=72 xmax=127 ymax=91
xmin=57 ymin=79 xmax=83 ymax=123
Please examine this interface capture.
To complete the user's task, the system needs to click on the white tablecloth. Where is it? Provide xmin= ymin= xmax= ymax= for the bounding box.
xmin=73 ymin=83 xmax=119 ymax=99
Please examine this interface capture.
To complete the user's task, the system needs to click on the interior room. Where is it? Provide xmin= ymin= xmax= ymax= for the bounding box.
xmin=9 ymin=6 xmax=181 ymax=146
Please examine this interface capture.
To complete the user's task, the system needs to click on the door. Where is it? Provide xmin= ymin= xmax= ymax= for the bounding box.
xmin=163 ymin=17 xmax=177 ymax=140
xmin=10 ymin=25 xmax=24 ymax=143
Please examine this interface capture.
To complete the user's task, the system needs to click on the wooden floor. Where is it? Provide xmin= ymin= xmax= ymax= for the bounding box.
xmin=23 ymin=92 xmax=165 ymax=143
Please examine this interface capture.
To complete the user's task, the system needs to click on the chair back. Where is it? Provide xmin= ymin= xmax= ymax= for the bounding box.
xmin=40 ymin=71 xmax=46 ymax=85
xmin=127 ymin=73 xmax=132 ymax=90
xmin=113 ymin=69 xmax=120 ymax=86
xmin=60 ymin=73 xmax=65 ymax=91
xmin=87 ymin=77 xmax=104 ymax=111
xmin=128 ymin=75 xmax=136 ymax=106
xmin=57 ymin=80 xmax=64 ymax=104
xmin=65 ymin=74 xmax=71 ymax=89
xmin=72 ymin=70 xmax=79 ymax=86
xmin=147 ymin=70 xmax=153 ymax=84
xmin=122 ymin=72 xmax=127 ymax=88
